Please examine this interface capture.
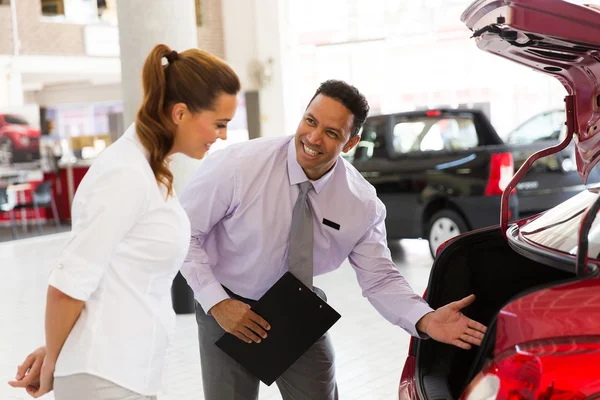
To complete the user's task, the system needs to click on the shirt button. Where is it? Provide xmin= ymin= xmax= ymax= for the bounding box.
xmin=56 ymin=263 xmax=64 ymax=270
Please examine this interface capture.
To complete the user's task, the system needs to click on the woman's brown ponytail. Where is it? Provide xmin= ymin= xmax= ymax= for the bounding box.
xmin=135 ymin=44 xmax=240 ymax=197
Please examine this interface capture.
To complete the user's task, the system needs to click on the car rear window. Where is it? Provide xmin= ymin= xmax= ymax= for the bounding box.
xmin=506 ymin=110 xmax=565 ymax=145
xmin=392 ymin=116 xmax=478 ymax=154
xmin=4 ymin=115 xmax=29 ymax=125
xmin=519 ymin=186 xmax=600 ymax=259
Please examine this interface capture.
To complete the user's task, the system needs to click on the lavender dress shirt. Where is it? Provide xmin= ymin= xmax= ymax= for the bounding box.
xmin=179 ymin=135 xmax=433 ymax=337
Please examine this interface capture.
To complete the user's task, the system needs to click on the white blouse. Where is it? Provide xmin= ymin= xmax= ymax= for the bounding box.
xmin=48 ymin=124 xmax=191 ymax=396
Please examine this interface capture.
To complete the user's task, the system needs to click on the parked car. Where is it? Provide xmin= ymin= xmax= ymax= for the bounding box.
xmin=507 ymin=108 xmax=576 ymax=173
xmin=505 ymin=108 xmax=589 ymax=219
xmin=0 ymin=114 xmax=41 ymax=167
xmin=399 ymin=0 xmax=600 ymax=399
xmin=346 ymin=105 xmax=599 ymax=257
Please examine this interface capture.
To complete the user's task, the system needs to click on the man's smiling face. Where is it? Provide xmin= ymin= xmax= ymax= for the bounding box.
xmin=294 ymin=94 xmax=359 ymax=180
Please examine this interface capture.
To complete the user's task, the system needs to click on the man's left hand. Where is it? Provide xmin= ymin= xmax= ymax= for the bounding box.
xmin=416 ymin=294 xmax=487 ymax=350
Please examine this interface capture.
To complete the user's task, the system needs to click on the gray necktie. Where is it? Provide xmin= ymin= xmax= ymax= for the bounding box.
xmin=288 ymin=181 xmax=313 ymax=288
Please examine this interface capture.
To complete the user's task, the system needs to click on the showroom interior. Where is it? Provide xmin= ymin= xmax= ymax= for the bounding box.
xmin=2 ymin=0 xmax=599 ymax=399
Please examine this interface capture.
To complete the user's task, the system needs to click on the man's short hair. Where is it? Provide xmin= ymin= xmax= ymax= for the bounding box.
xmin=309 ymin=80 xmax=370 ymax=138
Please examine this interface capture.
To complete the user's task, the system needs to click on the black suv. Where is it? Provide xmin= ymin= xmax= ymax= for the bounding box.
xmin=346 ymin=108 xmax=600 ymax=256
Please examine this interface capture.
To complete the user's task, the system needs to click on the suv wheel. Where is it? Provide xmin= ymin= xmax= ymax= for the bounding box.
xmin=0 ymin=138 xmax=13 ymax=167
xmin=428 ymin=210 xmax=468 ymax=258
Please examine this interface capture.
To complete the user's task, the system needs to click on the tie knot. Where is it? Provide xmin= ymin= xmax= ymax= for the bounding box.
xmin=299 ymin=181 xmax=312 ymax=195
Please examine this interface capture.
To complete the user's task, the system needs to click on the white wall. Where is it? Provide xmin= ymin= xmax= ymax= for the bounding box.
xmin=30 ymin=83 xmax=123 ymax=107
xmin=222 ymin=0 xmax=293 ymax=137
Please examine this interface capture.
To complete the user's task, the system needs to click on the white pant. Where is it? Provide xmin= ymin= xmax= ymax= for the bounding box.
xmin=54 ymin=373 xmax=157 ymax=400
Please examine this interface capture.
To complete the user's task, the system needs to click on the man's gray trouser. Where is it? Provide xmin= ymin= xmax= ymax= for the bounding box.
xmin=195 ymin=288 xmax=339 ymax=400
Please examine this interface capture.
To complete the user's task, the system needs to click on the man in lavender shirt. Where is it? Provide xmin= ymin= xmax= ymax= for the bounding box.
xmin=179 ymin=80 xmax=486 ymax=400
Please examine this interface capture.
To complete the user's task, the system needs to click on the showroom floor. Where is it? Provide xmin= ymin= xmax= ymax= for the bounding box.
xmin=0 ymin=224 xmax=71 ymax=243
xmin=0 ymin=233 xmax=433 ymax=400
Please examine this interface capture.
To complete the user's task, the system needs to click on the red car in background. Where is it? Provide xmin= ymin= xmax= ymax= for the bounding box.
xmin=399 ymin=0 xmax=600 ymax=399
xmin=0 ymin=114 xmax=41 ymax=167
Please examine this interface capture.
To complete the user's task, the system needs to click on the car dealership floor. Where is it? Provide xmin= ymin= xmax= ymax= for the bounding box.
xmin=1 ymin=233 xmax=433 ymax=400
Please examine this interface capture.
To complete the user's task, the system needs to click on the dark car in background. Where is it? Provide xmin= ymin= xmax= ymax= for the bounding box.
xmin=399 ymin=0 xmax=600 ymax=398
xmin=505 ymin=108 xmax=590 ymax=218
xmin=0 ymin=114 xmax=41 ymax=167
xmin=347 ymin=106 xmax=600 ymax=257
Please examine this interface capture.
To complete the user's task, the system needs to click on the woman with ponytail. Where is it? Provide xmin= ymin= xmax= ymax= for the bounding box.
xmin=8 ymin=44 xmax=240 ymax=399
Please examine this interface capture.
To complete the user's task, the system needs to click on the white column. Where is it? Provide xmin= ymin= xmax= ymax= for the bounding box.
xmin=0 ymin=69 xmax=24 ymax=108
xmin=0 ymin=71 xmax=12 ymax=108
xmin=116 ymin=0 xmax=201 ymax=193
xmin=116 ymin=0 xmax=198 ymax=127
xmin=222 ymin=0 xmax=293 ymax=137
xmin=8 ymin=70 xmax=24 ymax=106
xmin=0 ymin=0 xmax=24 ymax=108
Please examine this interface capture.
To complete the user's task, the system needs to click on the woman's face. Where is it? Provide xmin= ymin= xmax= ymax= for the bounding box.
xmin=171 ymin=93 xmax=238 ymax=159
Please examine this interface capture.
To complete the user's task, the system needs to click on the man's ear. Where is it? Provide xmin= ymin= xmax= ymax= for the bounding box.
xmin=171 ymin=103 xmax=188 ymax=126
xmin=343 ymin=135 xmax=361 ymax=153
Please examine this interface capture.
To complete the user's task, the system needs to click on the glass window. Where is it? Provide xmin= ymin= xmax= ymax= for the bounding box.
xmin=41 ymin=0 xmax=104 ymax=21
xmin=4 ymin=115 xmax=29 ymax=125
xmin=393 ymin=117 xmax=478 ymax=154
xmin=195 ymin=0 xmax=203 ymax=26
xmin=41 ymin=0 xmax=65 ymax=16
xmin=393 ymin=121 xmax=427 ymax=153
xmin=343 ymin=117 xmax=385 ymax=162
xmin=507 ymin=110 xmax=566 ymax=145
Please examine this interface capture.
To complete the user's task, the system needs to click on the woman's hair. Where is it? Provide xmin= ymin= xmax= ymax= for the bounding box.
xmin=136 ymin=44 xmax=241 ymax=196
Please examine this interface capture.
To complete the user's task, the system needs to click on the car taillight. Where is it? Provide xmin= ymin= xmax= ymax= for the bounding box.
xmin=485 ymin=152 xmax=515 ymax=196
xmin=461 ymin=337 xmax=600 ymax=400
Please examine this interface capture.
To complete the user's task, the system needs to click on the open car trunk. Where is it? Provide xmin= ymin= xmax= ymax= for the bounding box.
xmin=415 ymin=226 xmax=576 ymax=399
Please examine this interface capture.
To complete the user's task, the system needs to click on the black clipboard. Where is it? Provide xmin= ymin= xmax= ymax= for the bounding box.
xmin=215 ymin=272 xmax=341 ymax=386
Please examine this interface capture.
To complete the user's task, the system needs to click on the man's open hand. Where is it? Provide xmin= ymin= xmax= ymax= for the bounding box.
xmin=416 ymin=294 xmax=487 ymax=350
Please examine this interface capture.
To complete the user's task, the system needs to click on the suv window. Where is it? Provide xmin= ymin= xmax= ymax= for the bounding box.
xmin=506 ymin=110 xmax=565 ymax=145
xmin=3 ymin=115 xmax=29 ymax=125
xmin=392 ymin=116 xmax=478 ymax=154
xmin=343 ymin=116 xmax=387 ymax=162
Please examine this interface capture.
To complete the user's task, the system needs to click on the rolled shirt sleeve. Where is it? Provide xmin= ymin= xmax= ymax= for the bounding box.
xmin=179 ymin=148 xmax=239 ymax=314
xmin=348 ymin=197 xmax=433 ymax=337
xmin=48 ymin=166 xmax=150 ymax=301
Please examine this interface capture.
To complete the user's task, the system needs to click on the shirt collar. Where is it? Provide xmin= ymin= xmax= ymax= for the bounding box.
xmin=286 ymin=136 xmax=337 ymax=194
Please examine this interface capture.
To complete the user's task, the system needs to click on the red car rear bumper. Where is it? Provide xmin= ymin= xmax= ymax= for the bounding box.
xmin=399 ymin=356 xmax=419 ymax=400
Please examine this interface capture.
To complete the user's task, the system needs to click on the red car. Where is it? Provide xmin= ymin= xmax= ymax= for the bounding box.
xmin=0 ymin=114 xmax=41 ymax=167
xmin=399 ymin=0 xmax=600 ymax=399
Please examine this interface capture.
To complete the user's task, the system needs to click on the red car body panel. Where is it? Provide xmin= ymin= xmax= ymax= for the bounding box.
xmin=0 ymin=129 xmax=40 ymax=152
xmin=399 ymin=1 xmax=600 ymax=398
xmin=0 ymin=115 xmax=40 ymax=151
xmin=398 ymin=356 xmax=418 ymax=400
xmin=495 ymin=277 xmax=600 ymax=356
